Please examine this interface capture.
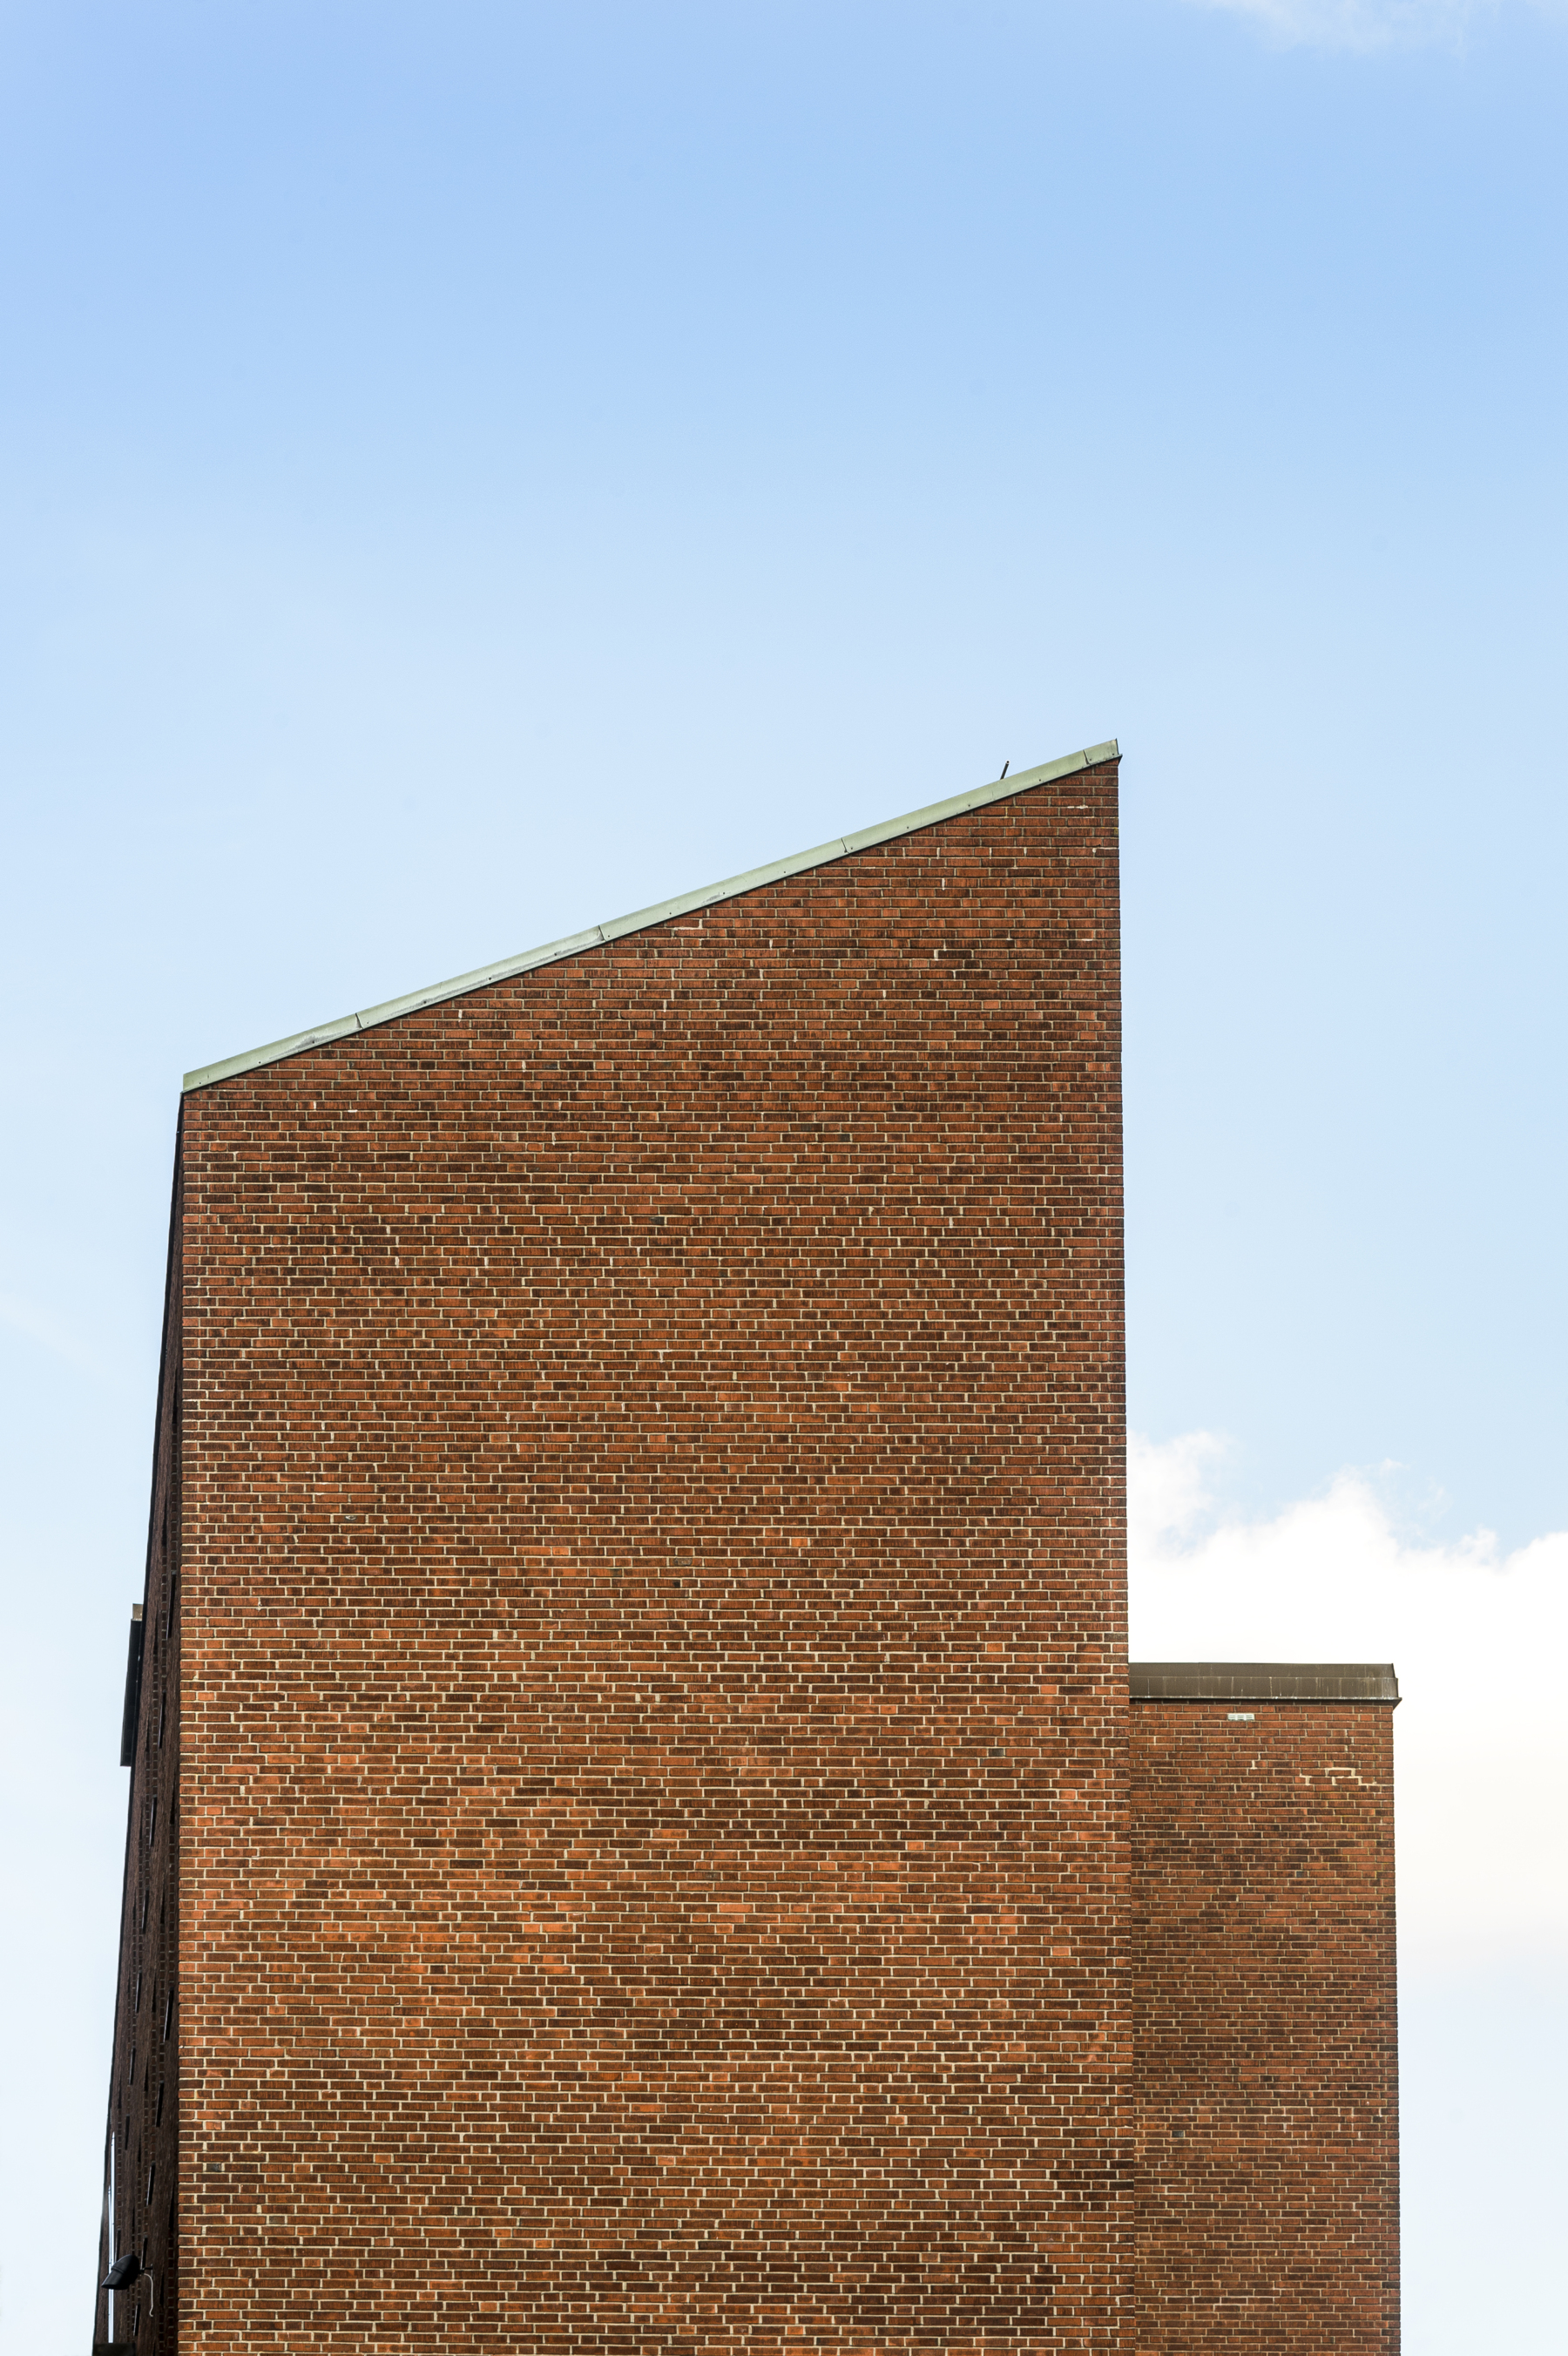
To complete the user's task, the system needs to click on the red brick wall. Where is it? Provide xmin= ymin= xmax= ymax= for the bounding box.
xmin=173 ymin=761 xmax=1128 ymax=2354
xmin=1131 ymin=1700 xmax=1399 ymax=2355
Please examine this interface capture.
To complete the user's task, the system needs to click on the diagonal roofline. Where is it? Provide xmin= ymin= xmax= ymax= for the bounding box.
xmin=184 ymin=737 xmax=1119 ymax=1093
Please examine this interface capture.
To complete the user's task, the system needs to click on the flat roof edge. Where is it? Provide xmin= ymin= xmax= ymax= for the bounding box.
xmin=182 ymin=739 xmax=1119 ymax=1092
xmin=1130 ymin=1662 xmax=1400 ymax=1705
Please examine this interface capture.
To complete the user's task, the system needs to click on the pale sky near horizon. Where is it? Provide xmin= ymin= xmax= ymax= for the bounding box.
xmin=1 ymin=3 xmax=1564 ymax=2350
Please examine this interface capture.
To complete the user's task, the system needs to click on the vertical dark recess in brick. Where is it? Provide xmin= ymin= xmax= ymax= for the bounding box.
xmin=96 ymin=1146 xmax=183 ymax=2356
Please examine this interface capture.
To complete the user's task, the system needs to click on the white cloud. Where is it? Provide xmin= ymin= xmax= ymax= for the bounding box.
xmin=1181 ymin=0 xmax=1497 ymax=51
xmin=1129 ymin=1432 xmax=1568 ymax=1966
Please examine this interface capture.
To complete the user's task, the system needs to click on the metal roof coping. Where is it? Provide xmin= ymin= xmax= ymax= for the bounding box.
xmin=182 ymin=739 xmax=1119 ymax=1092
xmin=1130 ymin=1662 xmax=1400 ymax=1705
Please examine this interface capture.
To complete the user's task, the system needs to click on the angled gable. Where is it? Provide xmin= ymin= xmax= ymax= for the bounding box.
xmin=183 ymin=741 xmax=1119 ymax=1092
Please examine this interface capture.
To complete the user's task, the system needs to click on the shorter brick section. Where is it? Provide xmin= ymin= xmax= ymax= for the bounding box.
xmin=1130 ymin=1667 xmax=1399 ymax=2356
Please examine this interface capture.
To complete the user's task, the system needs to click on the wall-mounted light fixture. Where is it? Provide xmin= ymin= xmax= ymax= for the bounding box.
xmin=101 ymin=2250 xmax=155 ymax=2322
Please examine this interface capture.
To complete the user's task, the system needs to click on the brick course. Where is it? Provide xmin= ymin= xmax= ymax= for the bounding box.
xmin=1131 ymin=1698 xmax=1398 ymax=2354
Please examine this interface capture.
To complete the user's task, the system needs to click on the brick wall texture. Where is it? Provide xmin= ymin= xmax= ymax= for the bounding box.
xmin=1131 ymin=1700 xmax=1399 ymax=2356
xmin=95 ymin=753 xmax=1399 ymax=2356
xmin=153 ymin=760 xmax=1129 ymax=2354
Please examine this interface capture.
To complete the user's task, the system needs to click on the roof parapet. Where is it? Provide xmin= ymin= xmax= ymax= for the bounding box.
xmin=1130 ymin=1662 xmax=1400 ymax=1705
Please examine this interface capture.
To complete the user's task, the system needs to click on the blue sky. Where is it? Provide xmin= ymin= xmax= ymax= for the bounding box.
xmin=1 ymin=3 xmax=1564 ymax=2349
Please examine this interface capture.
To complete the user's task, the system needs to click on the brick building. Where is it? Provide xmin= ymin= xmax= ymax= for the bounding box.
xmin=93 ymin=742 xmax=1399 ymax=2354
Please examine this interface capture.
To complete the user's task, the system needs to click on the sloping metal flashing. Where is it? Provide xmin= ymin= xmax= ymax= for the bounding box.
xmin=183 ymin=740 xmax=1119 ymax=1093
xmin=1130 ymin=1662 xmax=1400 ymax=1705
